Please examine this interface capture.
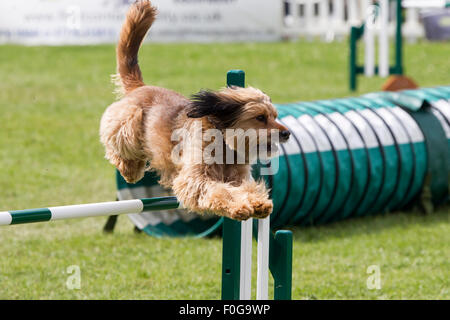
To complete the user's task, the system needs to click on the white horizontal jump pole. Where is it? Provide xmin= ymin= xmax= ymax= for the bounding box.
xmin=0 ymin=197 xmax=181 ymax=226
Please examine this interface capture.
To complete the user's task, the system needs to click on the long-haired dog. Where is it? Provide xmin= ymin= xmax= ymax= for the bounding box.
xmin=100 ymin=0 xmax=290 ymax=220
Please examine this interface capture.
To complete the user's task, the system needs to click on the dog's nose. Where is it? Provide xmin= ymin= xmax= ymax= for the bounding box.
xmin=280 ymin=130 xmax=290 ymax=141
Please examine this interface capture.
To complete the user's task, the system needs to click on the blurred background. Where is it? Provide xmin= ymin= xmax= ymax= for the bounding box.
xmin=1 ymin=0 xmax=449 ymax=44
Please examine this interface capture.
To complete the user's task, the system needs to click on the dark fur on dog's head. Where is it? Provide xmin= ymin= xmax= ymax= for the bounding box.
xmin=187 ymin=88 xmax=243 ymax=129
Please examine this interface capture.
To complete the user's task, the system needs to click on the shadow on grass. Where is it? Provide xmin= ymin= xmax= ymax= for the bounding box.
xmin=283 ymin=204 xmax=449 ymax=243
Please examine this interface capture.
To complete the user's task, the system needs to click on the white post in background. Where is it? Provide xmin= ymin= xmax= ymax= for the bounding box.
xmin=332 ymin=0 xmax=346 ymax=39
xmin=240 ymin=218 xmax=253 ymax=300
xmin=403 ymin=7 xmax=424 ymax=42
xmin=334 ymin=0 xmax=348 ymax=30
xmin=292 ymin=0 xmax=302 ymax=35
xmin=296 ymin=0 xmax=308 ymax=31
xmin=318 ymin=0 xmax=329 ymax=39
xmin=347 ymin=0 xmax=360 ymax=25
xmin=284 ymin=0 xmax=296 ymax=27
xmin=378 ymin=0 xmax=390 ymax=77
xmin=364 ymin=0 xmax=375 ymax=77
xmin=256 ymin=217 xmax=270 ymax=300
xmin=304 ymin=0 xmax=315 ymax=40
xmin=282 ymin=0 xmax=433 ymax=43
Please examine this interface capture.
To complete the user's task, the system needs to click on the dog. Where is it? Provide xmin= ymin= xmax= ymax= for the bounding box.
xmin=100 ymin=0 xmax=290 ymax=220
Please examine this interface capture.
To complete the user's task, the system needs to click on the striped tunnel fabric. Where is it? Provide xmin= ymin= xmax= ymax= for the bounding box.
xmin=0 ymin=198 xmax=180 ymax=226
xmin=266 ymin=87 xmax=449 ymax=228
xmin=271 ymin=98 xmax=428 ymax=227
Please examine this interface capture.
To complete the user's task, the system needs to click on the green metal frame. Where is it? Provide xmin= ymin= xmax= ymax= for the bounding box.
xmin=221 ymin=70 xmax=293 ymax=300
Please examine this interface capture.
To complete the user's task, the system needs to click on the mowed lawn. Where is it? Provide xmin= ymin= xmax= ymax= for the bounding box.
xmin=0 ymin=41 xmax=448 ymax=299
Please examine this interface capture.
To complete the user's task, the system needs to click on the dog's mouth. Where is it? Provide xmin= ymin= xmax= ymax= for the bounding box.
xmin=279 ymin=136 xmax=290 ymax=144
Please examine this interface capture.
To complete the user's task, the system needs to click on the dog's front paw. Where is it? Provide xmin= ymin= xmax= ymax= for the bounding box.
xmin=227 ymin=202 xmax=254 ymax=221
xmin=250 ymin=199 xmax=273 ymax=219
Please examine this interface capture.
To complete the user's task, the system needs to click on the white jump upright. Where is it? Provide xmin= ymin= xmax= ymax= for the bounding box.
xmin=239 ymin=218 xmax=253 ymax=300
xmin=238 ymin=216 xmax=270 ymax=300
xmin=256 ymin=217 xmax=270 ymax=300
xmin=362 ymin=0 xmax=391 ymax=78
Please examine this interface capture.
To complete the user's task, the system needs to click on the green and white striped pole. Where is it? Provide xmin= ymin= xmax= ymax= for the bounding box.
xmin=0 ymin=197 xmax=180 ymax=226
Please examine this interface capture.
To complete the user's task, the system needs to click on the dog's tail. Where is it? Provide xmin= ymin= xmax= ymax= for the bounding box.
xmin=113 ymin=1 xmax=157 ymax=97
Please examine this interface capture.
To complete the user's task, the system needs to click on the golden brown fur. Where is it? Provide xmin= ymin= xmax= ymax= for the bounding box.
xmin=100 ymin=0 xmax=289 ymax=220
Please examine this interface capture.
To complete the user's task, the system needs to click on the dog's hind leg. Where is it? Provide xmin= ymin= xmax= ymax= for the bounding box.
xmin=100 ymin=101 xmax=147 ymax=184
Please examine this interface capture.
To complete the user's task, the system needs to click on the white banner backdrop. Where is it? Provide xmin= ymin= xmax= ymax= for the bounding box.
xmin=0 ymin=0 xmax=283 ymax=45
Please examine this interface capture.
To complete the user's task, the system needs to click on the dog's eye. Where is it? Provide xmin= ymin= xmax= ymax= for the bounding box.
xmin=256 ymin=115 xmax=267 ymax=123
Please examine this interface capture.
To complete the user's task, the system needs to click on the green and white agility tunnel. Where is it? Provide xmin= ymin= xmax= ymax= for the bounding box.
xmin=118 ymin=86 xmax=450 ymax=237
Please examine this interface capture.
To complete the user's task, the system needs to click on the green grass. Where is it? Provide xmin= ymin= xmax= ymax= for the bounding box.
xmin=0 ymin=41 xmax=448 ymax=299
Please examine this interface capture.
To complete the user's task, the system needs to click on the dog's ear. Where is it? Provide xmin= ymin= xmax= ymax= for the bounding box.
xmin=187 ymin=90 xmax=222 ymax=118
xmin=187 ymin=89 xmax=243 ymax=128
